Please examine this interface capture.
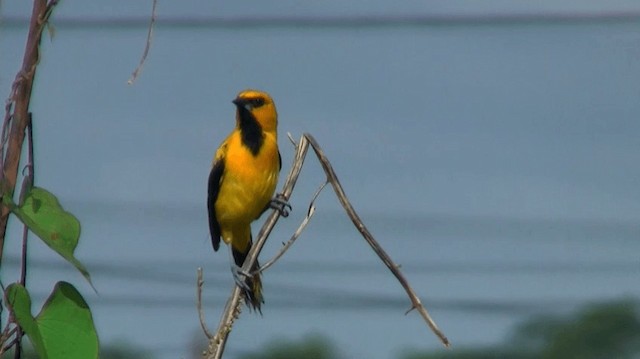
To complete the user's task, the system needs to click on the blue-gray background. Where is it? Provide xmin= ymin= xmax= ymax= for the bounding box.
xmin=1 ymin=1 xmax=639 ymax=358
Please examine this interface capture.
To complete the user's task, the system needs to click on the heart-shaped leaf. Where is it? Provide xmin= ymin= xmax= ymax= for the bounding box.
xmin=6 ymin=282 xmax=99 ymax=359
xmin=10 ymin=187 xmax=92 ymax=285
xmin=5 ymin=283 xmax=45 ymax=358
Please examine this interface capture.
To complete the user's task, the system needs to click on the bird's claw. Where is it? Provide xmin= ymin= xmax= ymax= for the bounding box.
xmin=230 ymin=264 xmax=251 ymax=291
xmin=270 ymin=193 xmax=292 ymax=217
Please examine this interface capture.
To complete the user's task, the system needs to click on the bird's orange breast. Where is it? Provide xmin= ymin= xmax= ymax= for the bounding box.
xmin=214 ymin=131 xmax=279 ymax=240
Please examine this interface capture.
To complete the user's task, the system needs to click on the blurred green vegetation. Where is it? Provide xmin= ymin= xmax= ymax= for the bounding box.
xmin=236 ymin=334 xmax=342 ymax=359
xmin=231 ymin=299 xmax=640 ymax=359
xmin=0 ymin=339 xmax=153 ymax=359
xmin=403 ymin=299 xmax=640 ymax=359
xmin=4 ymin=299 xmax=636 ymax=359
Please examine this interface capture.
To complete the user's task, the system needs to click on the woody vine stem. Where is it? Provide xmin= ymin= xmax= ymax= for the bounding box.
xmin=0 ymin=1 xmax=57 ymax=357
xmin=197 ymin=133 xmax=450 ymax=359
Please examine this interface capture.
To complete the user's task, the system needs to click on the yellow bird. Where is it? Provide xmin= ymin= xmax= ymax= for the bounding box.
xmin=207 ymin=89 xmax=289 ymax=312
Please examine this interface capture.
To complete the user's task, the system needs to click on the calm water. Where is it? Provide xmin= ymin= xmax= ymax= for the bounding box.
xmin=1 ymin=13 xmax=640 ymax=359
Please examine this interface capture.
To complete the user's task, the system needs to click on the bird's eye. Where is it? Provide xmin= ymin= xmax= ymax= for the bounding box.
xmin=251 ymin=98 xmax=265 ymax=107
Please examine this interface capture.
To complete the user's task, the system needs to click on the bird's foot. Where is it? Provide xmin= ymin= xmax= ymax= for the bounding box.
xmin=230 ymin=264 xmax=251 ymax=291
xmin=269 ymin=193 xmax=292 ymax=217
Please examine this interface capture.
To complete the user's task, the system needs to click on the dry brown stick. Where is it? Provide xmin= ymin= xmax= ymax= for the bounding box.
xmin=196 ymin=268 xmax=214 ymax=339
xmin=127 ymin=0 xmax=157 ymax=85
xmin=202 ymin=134 xmax=310 ymax=359
xmin=304 ymin=133 xmax=450 ymax=347
xmin=0 ymin=326 xmax=17 ymax=356
xmin=202 ymin=133 xmax=449 ymax=358
xmin=256 ymin=179 xmax=326 ymax=274
xmin=0 ymin=0 xmax=58 ymax=266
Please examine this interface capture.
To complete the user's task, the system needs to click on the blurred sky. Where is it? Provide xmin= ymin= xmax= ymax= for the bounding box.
xmin=1 ymin=1 xmax=640 ymax=359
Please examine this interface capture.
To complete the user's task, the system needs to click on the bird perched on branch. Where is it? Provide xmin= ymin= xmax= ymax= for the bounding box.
xmin=207 ymin=89 xmax=290 ymax=312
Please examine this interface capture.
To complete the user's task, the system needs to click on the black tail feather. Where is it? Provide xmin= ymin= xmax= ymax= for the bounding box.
xmin=231 ymin=240 xmax=264 ymax=313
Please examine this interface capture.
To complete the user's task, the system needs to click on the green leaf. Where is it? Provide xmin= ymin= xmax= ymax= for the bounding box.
xmin=37 ymin=282 xmax=99 ymax=359
xmin=6 ymin=282 xmax=99 ymax=359
xmin=11 ymin=187 xmax=92 ymax=285
xmin=6 ymin=284 xmax=46 ymax=358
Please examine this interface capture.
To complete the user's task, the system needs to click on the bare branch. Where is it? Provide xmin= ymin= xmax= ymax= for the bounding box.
xmin=202 ymin=135 xmax=310 ymax=359
xmin=196 ymin=268 xmax=214 ymax=339
xmin=127 ymin=0 xmax=157 ymax=85
xmin=0 ymin=0 xmax=58 ymax=268
xmin=0 ymin=325 xmax=17 ymax=356
xmin=0 ymin=327 xmax=20 ymax=355
xmin=257 ymin=180 xmax=326 ymax=274
xmin=201 ymin=133 xmax=449 ymax=358
xmin=286 ymin=132 xmax=296 ymax=146
xmin=304 ymin=133 xmax=450 ymax=347
xmin=19 ymin=114 xmax=34 ymax=285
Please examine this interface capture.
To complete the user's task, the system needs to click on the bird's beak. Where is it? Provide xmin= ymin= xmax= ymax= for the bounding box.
xmin=232 ymin=97 xmax=250 ymax=111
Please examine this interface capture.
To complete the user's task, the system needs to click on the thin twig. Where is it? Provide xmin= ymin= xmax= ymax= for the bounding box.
xmin=304 ymin=134 xmax=450 ymax=347
xmin=17 ymin=219 xmax=28 ymax=284
xmin=0 ymin=0 xmax=57 ymax=267
xmin=256 ymin=180 xmax=326 ymax=274
xmin=201 ymin=133 xmax=449 ymax=358
xmin=12 ymin=114 xmax=34 ymax=359
xmin=0 ymin=326 xmax=17 ymax=356
xmin=0 ymin=300 xmax=19 ymax=357
xmin=196 ymin=268 xmax=214 ymax=339
xmin=0 ymin=113 xmax=13 ymax=174
xmin=203 ymin=135 xmax=309 ymax=359
xmin=1 ymin=336 xmax=18 ymax=356
xmin=19 ymin=114 xmax=34 ymax=285
xmin=286 ymin=132 xmax=296 ymax=146
xmin=127 ymin=0 xmax=157 ymax=85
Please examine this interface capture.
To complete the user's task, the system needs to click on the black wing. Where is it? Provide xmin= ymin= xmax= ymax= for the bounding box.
xmin=207 ymin=159 xmax=225 ymax=251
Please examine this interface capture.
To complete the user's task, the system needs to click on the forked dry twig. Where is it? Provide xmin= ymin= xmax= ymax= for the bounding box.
xmin=201 ymin=132 xmax=309 ymax=359
xmin=0 ymin=326 xmax=17 ymax=356
xmin=127 ymin=0 xmax=157 ymax=85
xmin=256 ymin=180 xmax=326 ymax=274
xmin=200 ymin=133 xmax=449 ymax=359
xmin=196 ymin=268 xmax=214 ymax=339
xmin=305 ymin=135 xmax=450 ymax=347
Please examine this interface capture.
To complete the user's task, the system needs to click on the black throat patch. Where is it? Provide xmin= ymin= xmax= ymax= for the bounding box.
xmin=237 ymin=106 xmax=264 ymax=156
